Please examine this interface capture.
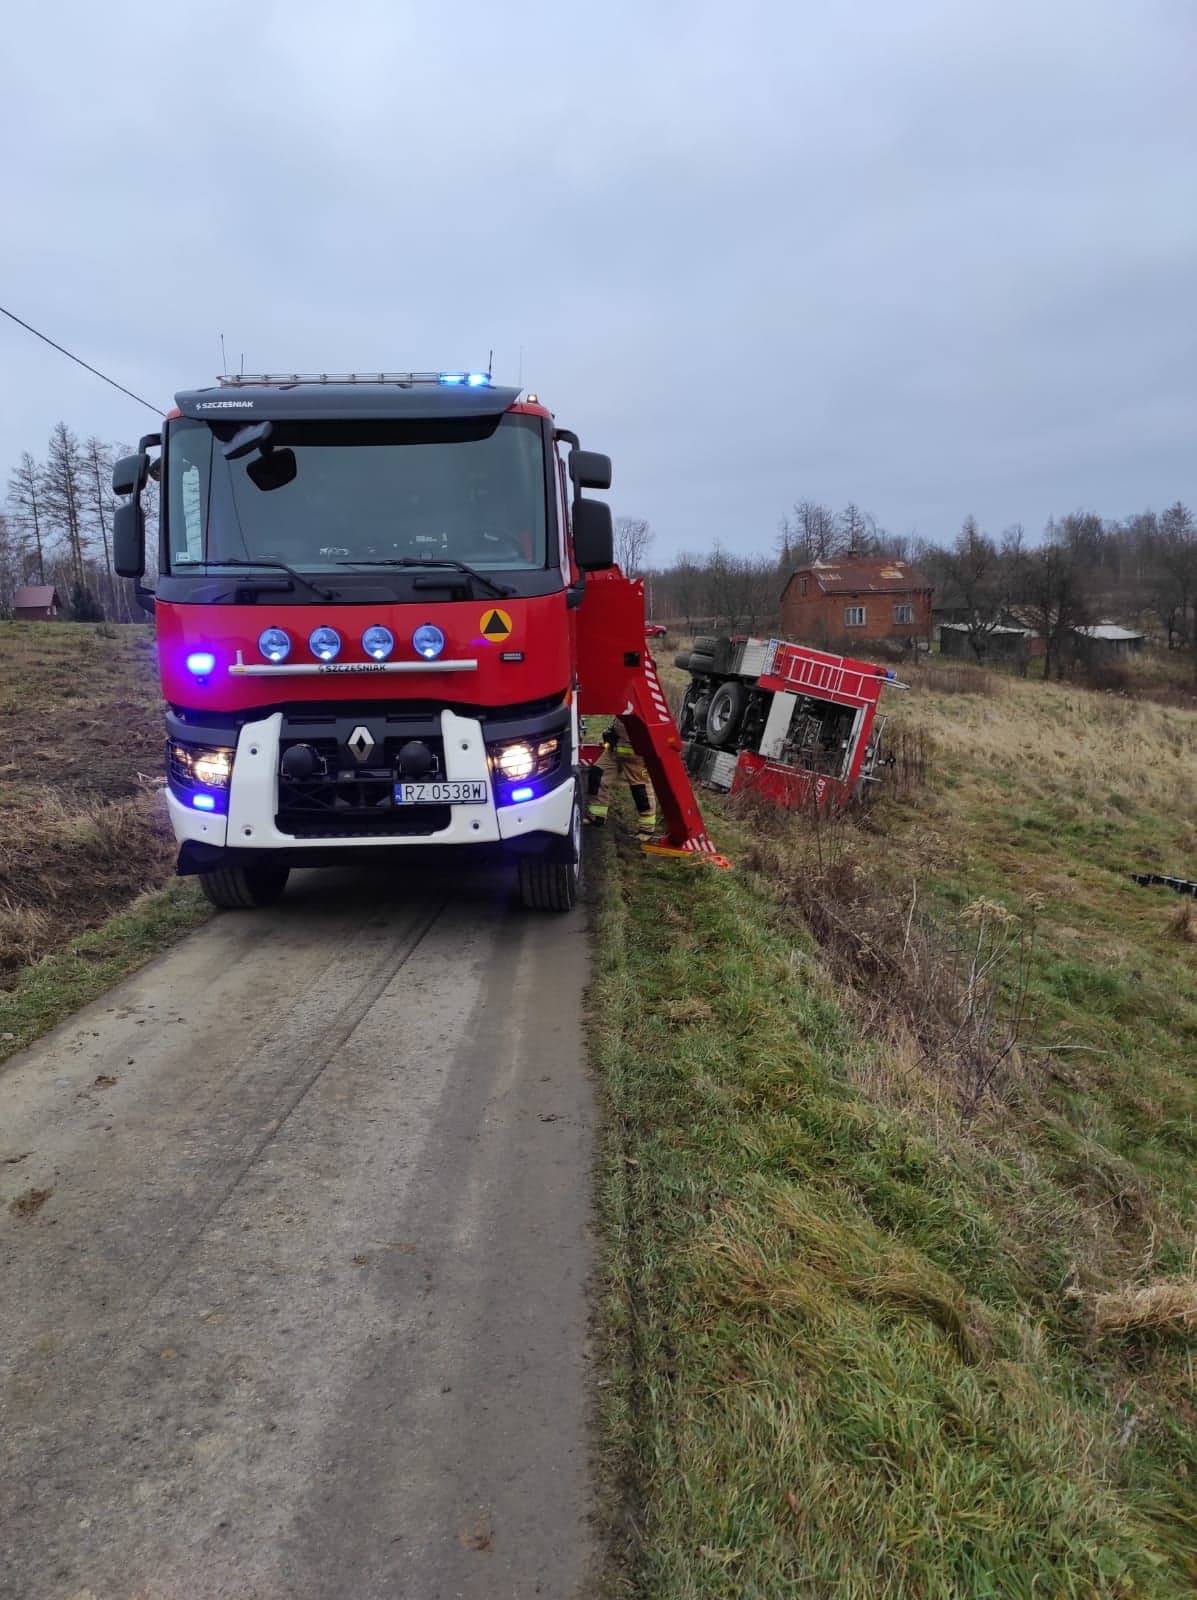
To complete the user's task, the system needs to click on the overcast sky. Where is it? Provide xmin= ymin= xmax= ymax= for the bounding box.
xmin=2 ymin=0 xmax=1194 ymax=560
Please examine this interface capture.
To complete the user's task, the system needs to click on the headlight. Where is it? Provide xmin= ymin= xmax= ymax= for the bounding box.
xmin=309 ymin=625 xmax=342 ymax=661
xmin=489 ymin=736 xmax=562 ymax=785
xmin=169 ymin=742 xmax=234 ymax=790
xmin=258 ymin=626 xmax=291 ymax=662
xmin=495 ymin=741 xmax=535 ymax=781
xmin=362 ymin=624 xmax=395 ymax=660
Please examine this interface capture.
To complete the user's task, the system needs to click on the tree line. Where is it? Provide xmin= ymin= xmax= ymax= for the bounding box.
xmin=0 ymin=422 xmax=157 ymax=621
xmin=640 ymin=498 xmax=1197 ymax=678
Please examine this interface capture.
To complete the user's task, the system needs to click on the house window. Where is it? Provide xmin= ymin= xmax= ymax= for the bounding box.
xmin=893 ymin=603 xmax=915 ymax=624
xmin=800 ymin=576 xmax=809 ymax=596
xmin=844 ymin=606 xmax=866 ymax=627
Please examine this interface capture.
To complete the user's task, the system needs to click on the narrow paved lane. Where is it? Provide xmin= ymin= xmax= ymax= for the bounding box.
xmin=0 ymin=865 xmax=595 ymax=1600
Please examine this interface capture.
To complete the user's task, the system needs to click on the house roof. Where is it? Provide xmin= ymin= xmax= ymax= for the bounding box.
xmin=13 ymin=585 xmax=59 ymax=608
xmin=940 ymin=622 xmax=1032 ymax=636
xmin=1073 ymin=623 xmax=1144 ymax=641
xmin=785 ymin=557 xmax=931 ymax=597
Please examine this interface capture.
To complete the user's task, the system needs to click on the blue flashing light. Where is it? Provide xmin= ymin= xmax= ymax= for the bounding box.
xmin=438 ymin=372 xmax=465 ymax=385
xmin=186 ymin=651 xmax=216 ymax=677
xmin=362 ymin=624 xmax=395 ymax=660
xmin=466 ymin=372 xmax=489 ymax=387
xmin=192 ymin=793 xmax=216 ymax=811
xmin=308 ymin=625 xmax=342 ymax=662
xmin=412 ymin=623 xmax=445 ymax=660
xmin=258 ymin=626 xmax=291 ymax=663
xmin=510 ymin=785 xmax=534 ymax=803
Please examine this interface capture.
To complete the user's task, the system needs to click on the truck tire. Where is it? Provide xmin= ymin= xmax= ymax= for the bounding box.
xmin=199 ymin=861 xmax=290 ymax=910
xmin=686 ymin=651 xmax=715 ymax=675
xmin=518 ymin=785 xmax=582 ymax=913
xmin=674 ymin=651 xmax=691 ymax=671
xmin=690 ymin=634 xmax=718 ymax=655
xmin=706 ymin=680 xmax=748 ymax=747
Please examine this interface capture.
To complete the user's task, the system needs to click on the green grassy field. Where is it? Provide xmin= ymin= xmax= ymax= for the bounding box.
xmin=592 ymin=659 xmax=1197 ymax=1597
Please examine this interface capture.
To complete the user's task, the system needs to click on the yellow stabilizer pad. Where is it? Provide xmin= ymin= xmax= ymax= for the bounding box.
xmin=640 ymin=842 xmax=732 ymax=869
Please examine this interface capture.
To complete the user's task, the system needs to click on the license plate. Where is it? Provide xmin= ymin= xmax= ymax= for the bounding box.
xmin=394 ymin=780 xmax=488 ymax=805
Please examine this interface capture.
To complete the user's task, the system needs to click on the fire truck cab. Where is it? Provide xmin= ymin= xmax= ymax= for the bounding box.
xmin=111 ymin=372 xmax=620 ymax=912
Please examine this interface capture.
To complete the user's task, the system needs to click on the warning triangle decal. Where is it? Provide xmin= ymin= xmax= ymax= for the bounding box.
xmin=481 ymin=608 xmax=513 ymax=639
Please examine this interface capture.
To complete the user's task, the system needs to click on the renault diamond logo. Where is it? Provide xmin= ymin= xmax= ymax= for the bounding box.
xmin=347 ymin=725 xmax=375 ymax=762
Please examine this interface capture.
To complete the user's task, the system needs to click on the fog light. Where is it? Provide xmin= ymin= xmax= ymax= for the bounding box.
xmin=412 ymin=623 xmax=445 ymax=660
xmin=186 ymin=651 xmax=216 ymax=677
xmin=510 ymin=785 xmax=534 ymax=802
xmin=258 ymin=626 xmax=291 ymax=662
xmin=309 ymin=625 xmax=341 ymax=661
xmin=362 ymin=624 xmax=395 ymax=660
xmin=192 ymin=793 xmax=216 ymax=811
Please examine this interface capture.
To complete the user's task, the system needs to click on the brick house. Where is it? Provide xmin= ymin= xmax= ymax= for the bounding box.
xmin=779 ymin=555 xmax=933 ymax=651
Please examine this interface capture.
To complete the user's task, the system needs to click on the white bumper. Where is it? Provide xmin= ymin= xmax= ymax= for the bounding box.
xmin=167 ymin=709 xmax=576 ymax=854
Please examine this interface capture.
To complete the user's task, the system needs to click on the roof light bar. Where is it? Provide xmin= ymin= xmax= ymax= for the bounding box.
xmin=217 ymin=370 xmax=493 ymax=388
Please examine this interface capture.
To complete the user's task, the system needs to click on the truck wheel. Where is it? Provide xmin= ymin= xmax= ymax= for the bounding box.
xmin=686 ymin=651 xmax=715 ymax=675
xmin=706 ymin=680 xmax=748 ymax=747
xmin=690 ymin=634 xmax=718 ymax=656
xmin=673 ymin=651 xmax=691 ymax=671
xmin=199 ymin=861 xmax=290 ymax=910
xmin=518 ymin=786 xmax=582 ymax=913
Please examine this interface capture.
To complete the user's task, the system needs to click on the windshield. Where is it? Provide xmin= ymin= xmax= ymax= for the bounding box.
xmin=165 ymin=414 xmax=549 ymax=572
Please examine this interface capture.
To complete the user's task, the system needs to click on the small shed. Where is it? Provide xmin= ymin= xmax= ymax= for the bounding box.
xmin=1068 ymin=623 xmax=1146 ymax=661
xmin=939 ymin=622 xmax=1034 ymax=663
xmin=13 ymin=584 xmax=62 ymax=621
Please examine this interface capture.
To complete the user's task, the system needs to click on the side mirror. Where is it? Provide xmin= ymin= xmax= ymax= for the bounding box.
xmin=112 ymin=452 xmax=149 ymax=497
xmin=113 ymin=499 xmax=146 ymax=578
xmin=573 ymin=497 xmax=614 ymax=571
xmin=570 ymin=449 xmax=612 ymax=491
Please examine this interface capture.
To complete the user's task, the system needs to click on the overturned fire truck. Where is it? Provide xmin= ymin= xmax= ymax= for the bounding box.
xmin=676 ymin=634 xmax=899 ymax=810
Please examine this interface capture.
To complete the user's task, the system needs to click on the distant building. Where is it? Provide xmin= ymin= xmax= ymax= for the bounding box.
xmin=12 ymin=584 xmax=61 ymax=621
xmin=1066 ymin=623 xmax=1146 ymax=662
xmin=780 ymin=555 xmax=933 ymax=650
xmin=939 ymin=621 xmax=1034 ymax=663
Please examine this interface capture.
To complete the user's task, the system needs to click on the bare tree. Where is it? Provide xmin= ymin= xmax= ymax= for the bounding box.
xmin=41 ymin=422 xmax=89 ymax=592
xmin=940 ymin=515 xmax=1007 ymax=661
xmin=6 ymin=450 xmax=47 ymax=584
xmin=615 ymin=516 xmax=654 ymax=579
xmin=83 ymin=436 xmax=115 ymax=576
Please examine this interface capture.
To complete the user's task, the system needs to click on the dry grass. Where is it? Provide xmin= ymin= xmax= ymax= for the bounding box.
xmin=1095 ymin=1279 xmax=1197 ymax=1338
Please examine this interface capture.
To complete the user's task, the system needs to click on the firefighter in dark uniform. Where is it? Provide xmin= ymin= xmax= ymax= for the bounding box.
xmin=586 ymin=718 xmax=657 ymax=837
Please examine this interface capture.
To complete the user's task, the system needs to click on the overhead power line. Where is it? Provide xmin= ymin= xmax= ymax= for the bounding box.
xmin=0 ymin=303 xmax=165 ymax=416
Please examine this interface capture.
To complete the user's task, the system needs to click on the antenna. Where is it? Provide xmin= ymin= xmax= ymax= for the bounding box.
xmin=488 ymin=346 xmax=494 ymax=378
xmin=220 ymin=332 xmax=227 ymax=375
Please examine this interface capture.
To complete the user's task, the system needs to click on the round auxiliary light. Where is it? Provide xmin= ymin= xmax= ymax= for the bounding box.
xmin=308 ymin=625 xmax=342 ymax=662
xmin=412 ymin=623 xmax=445 ymax=660
xmin=258 ymin=626 xmax=291 ymax=663
xmin=186 ymin=651 xmax=216 ymax=677
xmin=362 ymin=624 xmax=395 ymax=660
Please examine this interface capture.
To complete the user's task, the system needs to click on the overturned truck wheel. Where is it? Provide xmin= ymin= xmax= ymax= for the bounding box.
xmin=705 ymin=680 xmax=748 ymax=747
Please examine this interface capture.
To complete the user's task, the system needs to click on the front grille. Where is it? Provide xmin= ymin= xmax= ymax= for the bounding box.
xmin=275 ymin=725 xmax=453 ymax=839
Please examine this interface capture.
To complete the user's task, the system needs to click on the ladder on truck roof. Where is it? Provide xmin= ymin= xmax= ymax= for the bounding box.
xmin=576 ymin=569 xmax=729 ymax=866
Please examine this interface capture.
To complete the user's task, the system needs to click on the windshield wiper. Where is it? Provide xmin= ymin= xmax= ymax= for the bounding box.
xmin=335 ymin=557 xmax=515 ymax=598
xmin=211 ymin=557 xmax=337 ymax=603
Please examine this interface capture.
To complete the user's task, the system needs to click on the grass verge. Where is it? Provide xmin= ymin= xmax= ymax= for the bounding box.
xmin=0 ymin=879 xmax=209 ymax=1068
xmin=591 ymin=665 xmax=1197 ymax=1597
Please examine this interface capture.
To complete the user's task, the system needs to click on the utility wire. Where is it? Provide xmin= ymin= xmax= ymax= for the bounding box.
xmin=0 ymin=303 xmax=165 ymax=416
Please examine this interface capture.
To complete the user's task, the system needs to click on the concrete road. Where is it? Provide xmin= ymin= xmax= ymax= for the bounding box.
xmin=0 ymin=864 xmax=596 ymax=1600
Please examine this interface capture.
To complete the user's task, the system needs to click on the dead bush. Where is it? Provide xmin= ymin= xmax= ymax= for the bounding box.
xmin=1169 ymin=901 xmax=1197 ymax=944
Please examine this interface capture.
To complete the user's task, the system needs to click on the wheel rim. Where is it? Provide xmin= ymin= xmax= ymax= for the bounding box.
xmin=710 ymin=693 xmax=732 ymax=735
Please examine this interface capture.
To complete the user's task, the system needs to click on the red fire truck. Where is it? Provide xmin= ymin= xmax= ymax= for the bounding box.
xmin=112 ymin=372 xmax=720 ymax=912
xmin=676 ymin=634 xmax=898 ymax=810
